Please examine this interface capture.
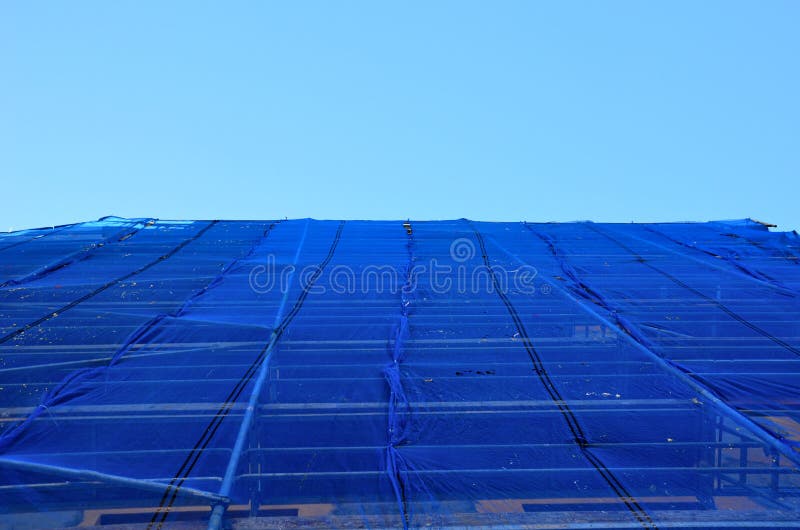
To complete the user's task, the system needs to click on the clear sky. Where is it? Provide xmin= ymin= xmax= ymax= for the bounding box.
xmin=2 ymin=2 xmax=798 ymax=232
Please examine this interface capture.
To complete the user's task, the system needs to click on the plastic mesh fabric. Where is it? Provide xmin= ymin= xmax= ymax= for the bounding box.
xmin=0 ymin=218 xmax=799 ymax=529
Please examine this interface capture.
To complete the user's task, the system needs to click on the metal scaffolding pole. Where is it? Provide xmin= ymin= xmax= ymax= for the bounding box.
xmin=207 ymin=220 xmax=310 ymax=530
xmin=0 ymin=456 xmax=228 ymax=505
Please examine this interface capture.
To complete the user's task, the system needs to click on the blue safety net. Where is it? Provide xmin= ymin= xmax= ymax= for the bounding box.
xmin=0 ymin=218 xmax=799 ymax=529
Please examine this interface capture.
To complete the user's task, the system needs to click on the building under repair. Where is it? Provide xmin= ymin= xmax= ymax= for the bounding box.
xmin=0 ymin=217 xmax=799 ymax=529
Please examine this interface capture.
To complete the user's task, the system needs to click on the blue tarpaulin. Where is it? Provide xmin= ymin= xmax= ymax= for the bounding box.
xmin=0 ymin=218 xmax=799 ymax=529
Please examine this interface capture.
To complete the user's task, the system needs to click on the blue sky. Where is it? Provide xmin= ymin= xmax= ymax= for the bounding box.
xmin=2 ymin=1 xmax=798 ymax=231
